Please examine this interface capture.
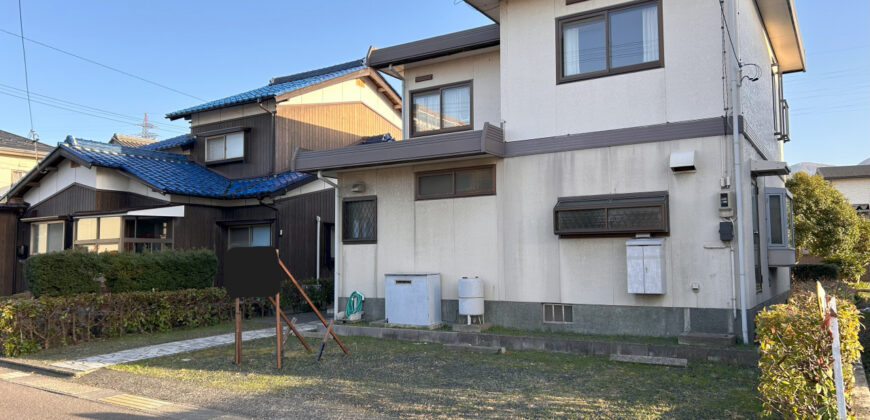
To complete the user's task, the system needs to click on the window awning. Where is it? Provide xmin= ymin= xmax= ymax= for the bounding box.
xmin=750 ymin=160 xmax=790 ymax=176
xmin=73 ymin=205 xmax=185 ymax=219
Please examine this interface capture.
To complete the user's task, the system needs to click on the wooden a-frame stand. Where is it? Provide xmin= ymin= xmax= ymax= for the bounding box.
xmin=234 ymin=250 xmax=349 ymax=369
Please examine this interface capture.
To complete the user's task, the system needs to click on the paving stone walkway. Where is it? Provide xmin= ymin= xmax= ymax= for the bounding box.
xmin=52 ymin=322 xmax=320 ymax=372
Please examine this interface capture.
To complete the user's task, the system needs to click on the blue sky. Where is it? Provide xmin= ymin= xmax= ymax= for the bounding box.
xmin=0 ymin=1 xmax=866 ymax=165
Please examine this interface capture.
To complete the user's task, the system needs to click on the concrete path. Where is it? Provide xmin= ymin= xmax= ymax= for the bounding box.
xmin=52 ymin=321 xmax=320 ymax=372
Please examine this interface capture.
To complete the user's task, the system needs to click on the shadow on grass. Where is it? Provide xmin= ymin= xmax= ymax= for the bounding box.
xmin=104 ymin=336 xmax=762 ymax=419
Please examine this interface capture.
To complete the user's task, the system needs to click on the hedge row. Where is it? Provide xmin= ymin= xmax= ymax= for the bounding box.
xmin=280 ymin=277 xmax=334 ymax=312
xmin=792 ymin=264 xmax=841 ymax=282
xmin=756 ymin=290 xmax=863 ymax=418
xmin=0 ymin=288 xmax=271 ymax=357
xmin=24 ymin=249 xmax=217 ymax=297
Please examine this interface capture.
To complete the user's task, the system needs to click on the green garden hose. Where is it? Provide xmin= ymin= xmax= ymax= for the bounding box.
xmin=345 ymin=291 xmax=364 ymax=318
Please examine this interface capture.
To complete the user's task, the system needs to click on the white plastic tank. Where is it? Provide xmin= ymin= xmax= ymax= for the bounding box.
xmin=458 ymin=276 xmax=484 ymax=321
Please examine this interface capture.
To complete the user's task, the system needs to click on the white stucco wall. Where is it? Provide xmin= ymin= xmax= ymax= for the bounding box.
xmin=831 ymin=178 xmax=870 ymax=206
xmin=95 ymin=168 xmax=170 ymax=201
xmin=401 ymin=50 xmax=501 ymax=138
xmin=22 ymin=160 xmax=97 ymax=206
xmin=337 ymin=136 xmax=768 ymax=311
xmin=498 ymin=0 xmax=724 ymax=141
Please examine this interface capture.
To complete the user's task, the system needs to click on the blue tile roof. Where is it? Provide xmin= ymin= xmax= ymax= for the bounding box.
xmin=166 ymin=59 xmax=367 ymax=120
xmin=60 ymin=136 xmax=311 ymax=199
xmin=138 ymin=134 xmax=195 ymax=151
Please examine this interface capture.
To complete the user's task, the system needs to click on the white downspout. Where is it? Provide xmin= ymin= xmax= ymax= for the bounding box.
xmin=316 ymin=216 xmax=321 ymax=280
xmin=318 ymin=171 xmax=340 ymax=321
xmin=728 ymin=0 xmax=750 ymax=344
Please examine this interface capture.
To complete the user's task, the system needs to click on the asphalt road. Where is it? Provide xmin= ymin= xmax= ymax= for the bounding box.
xmin=0 ymin=380 xmax=161 ymax=419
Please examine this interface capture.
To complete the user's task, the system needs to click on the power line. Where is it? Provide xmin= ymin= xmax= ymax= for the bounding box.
xmin=0 ymin=90 xmax=187 ymax=134
xmin=0 ymin=28 xmax=206 ymax=102
xmin=0 ymin=82 xmax=185 ymax=131
xmin=16 ymin=0 xmax=35 ymax=142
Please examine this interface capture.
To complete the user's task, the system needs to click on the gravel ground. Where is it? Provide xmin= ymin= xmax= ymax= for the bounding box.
xmin=73 ymin=335 xmax=762 ymax=419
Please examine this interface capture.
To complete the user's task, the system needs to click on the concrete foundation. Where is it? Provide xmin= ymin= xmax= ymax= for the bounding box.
xmin=339 ymin=290 xmax=789 ymax=341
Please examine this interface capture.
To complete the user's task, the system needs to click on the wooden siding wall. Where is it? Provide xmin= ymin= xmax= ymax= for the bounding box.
xmin=0 ymin=209 xmax=19 ymax=295
xmin=172 ymin=188 xmax=335 ymax=285
xmin=274 ymin=102 xmax=402 ymax=173
xmin=95 ymin=190 xmax=167 ymax=211
xmin=25 ymin=184 xmax=96 ymax=218
xmin=190 ymin=113 xmax=274 ymax=179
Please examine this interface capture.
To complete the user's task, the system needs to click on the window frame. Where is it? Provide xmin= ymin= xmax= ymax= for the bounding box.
xmin=765 ymin=187 xmax=795 ymax=249
xmin=342 ymin=196 xmax=377 ymax=244
xmin=227 ymin=223 xmax=273 ymax=249
xmin=556 ymin=0 xmax=664 ymax=84
xmin=415 ymin=165 xmax=496 ymax=201
xmin=409 ymin=80 xmax=474 ymax=137
xmin=204 ymin=131 xmax=245 ymax=163
xmin=73 ymin=216 xmax=124 ymax=253
xmin=553 ymin=191 xmax=669 ymax=237
xmin=543 ymin=303 xmax=574 ymax=324
xmin=29 ymin=220 xmax=65 ymax=255
xmin=123 ymin=216 xmax=174 ymax=253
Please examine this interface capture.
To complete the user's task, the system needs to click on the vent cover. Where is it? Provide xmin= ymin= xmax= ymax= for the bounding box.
xmin=543 ymin=303 xmax=573 ymax=324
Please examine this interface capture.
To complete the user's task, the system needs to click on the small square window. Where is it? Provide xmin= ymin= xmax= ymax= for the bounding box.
xmin=343 ymin=197 xmax=377 ymax=243
xmin=206 ymin=132 xmax=244 ymax=162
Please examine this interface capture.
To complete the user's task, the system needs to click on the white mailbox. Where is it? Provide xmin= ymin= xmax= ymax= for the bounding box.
xmin=385 ymin=273 xmax=441 ymax=327
xmin=626 ymin=238 xmax=666 ymax=294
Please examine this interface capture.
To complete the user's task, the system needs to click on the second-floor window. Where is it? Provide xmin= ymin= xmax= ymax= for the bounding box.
xmin=206 ymin=132 xmax=244 ymax=162
xmin=557 ymin=0 xmax=662 ymax=83
xmin=411 ymin=81 xmax=472 ymax=136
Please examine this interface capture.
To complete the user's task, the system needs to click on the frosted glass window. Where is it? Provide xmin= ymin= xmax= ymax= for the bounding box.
xmin=206 ymin=136 xmax=225 ymax=161
xmin=455 ymin=167 xmax=493 ymax=194
xmin=225 ymin=133 xmax=244 ymax=158
xmin=416 ymin=166 xmax=495 ymax=200
xmin=31 ymin=222 xmax=64 ymax=255
xmin=99 ymin=217 xmax=121 ymax=240
xmin=251 ymin=225 xmax=271 ymax=246
xmin=418 ymin=173 xmax=453 ymax=197
xmin=76 ymin=218 xmax=98 ymax=241
xmin=343 ymin=199 xmax=377 ymax=242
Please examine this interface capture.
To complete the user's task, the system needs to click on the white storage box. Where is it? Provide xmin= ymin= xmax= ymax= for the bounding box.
xmin=626 ymin=238 xmax=666 ymax=294
xmin=385 ymin=273 xmax=441 ymax=327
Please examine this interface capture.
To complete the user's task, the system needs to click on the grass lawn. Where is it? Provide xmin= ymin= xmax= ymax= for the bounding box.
xmin=16 ymin=318 xmax=271 ymax=365
xmin=99 ymin=335 xmax=762 ymax=419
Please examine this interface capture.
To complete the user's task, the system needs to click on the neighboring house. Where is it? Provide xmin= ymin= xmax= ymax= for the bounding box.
xmin=817 ymin=164 xmax=870 ymax=282
xmin=293 ymin=0 xmax=803 ymax=339
xmin=817 ymin=165 xmax=870 ymax=219
xmin=0 ymin=59 xmax=401 ymax=295
xmin=108 ymin=133 xmax=157 ymax=148
xmin=0 ymin=130 xmax=54 ymax=197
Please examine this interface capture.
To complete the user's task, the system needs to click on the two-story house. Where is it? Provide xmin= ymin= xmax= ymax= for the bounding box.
xmin=293 ymin=0 xmax=804 ymax=341
xmin=0 ymin=59 xmax=401 ymax=294
xmin=0 ymin=130 xmax=54 ymax=197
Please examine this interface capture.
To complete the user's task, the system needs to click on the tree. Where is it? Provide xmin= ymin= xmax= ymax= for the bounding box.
xmin=786 ymin=172 xmax=870 ymax=280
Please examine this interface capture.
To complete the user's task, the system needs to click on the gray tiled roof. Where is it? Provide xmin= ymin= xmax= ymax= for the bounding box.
xmin=817 ymin=165 xmax=870 ymax=180
xmin=0 ymin=129 xmax=54 ymax=154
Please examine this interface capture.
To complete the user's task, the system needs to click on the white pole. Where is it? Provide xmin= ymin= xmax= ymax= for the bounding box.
xmin=316 ymin=216 xmax=321 ymax=280
xmin=728 ymin=0 xmax=750 ymax=345
xmin=829 ymin=297 xmax=847 ymax=420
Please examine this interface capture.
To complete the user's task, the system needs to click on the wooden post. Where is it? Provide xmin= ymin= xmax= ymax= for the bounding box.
xmin=267 ymin=296 xmax=313 ymax=352
xmin=275 ymin=250 xmax=349 ymax=356
xmin=234 ymin=298 xmax=241 ymax=365
xmin=316 ymin=321 xmax=334 ymax=362
xmin=275 ymin=292 xmax=282 ymax=369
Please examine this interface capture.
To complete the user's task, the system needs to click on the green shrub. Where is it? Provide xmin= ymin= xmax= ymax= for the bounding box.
xmin=24 ymin=249 xmax=218 ymax=297
xmin=756 ymin=290 xmax=863 ymax=418
xmin=792 ymin=264 xmax=841 ymax=282
xmin=280 ymin=277 xmax=334 ymax=312
xmin=0 ymin=288 xmax=269 ymax=356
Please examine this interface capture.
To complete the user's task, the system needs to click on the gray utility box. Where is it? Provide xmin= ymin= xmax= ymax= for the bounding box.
xmin=626 ymin=238 xmax=666 ymax=294
xmin=385 ymin=273 xmax=442 ymax=327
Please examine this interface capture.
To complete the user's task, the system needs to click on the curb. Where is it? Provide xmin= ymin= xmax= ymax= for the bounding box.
xmin=323 ymin=324 xmax=760 ymax=366
xmin=853 ymin=363 xmax=870 ymax=418
xmin=0 ymin=365 xmax=246 ymax=419
xmin=0 ymin=357 xmax=82 ymax=377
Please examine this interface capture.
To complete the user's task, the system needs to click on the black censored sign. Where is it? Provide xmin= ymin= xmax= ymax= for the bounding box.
xmin=224 ymin=247 xmax=284 ymax=298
